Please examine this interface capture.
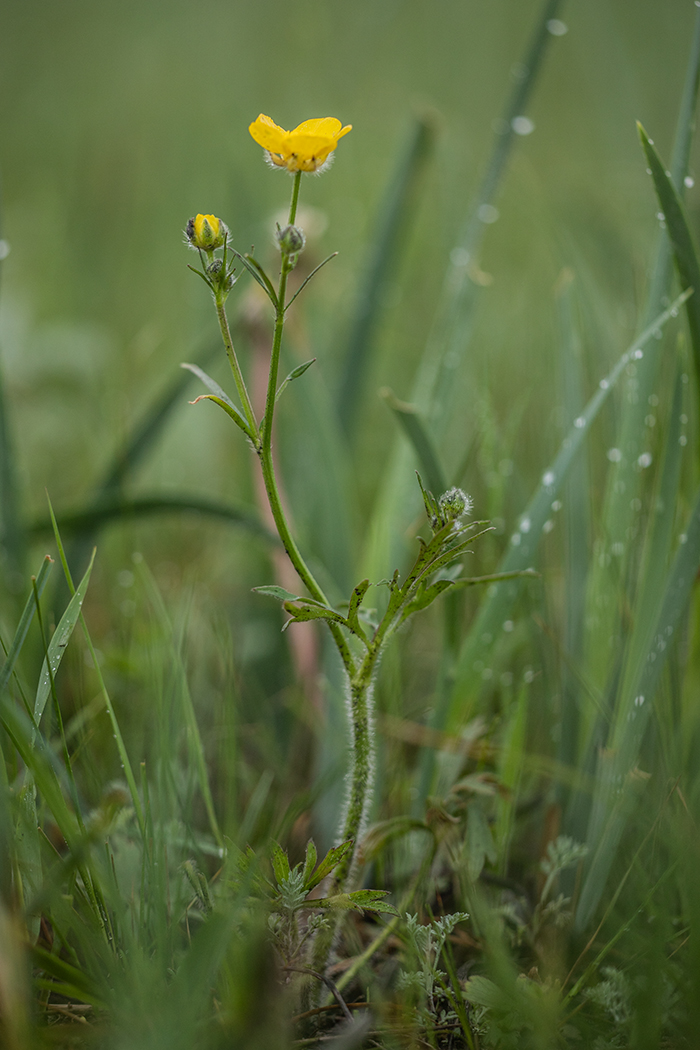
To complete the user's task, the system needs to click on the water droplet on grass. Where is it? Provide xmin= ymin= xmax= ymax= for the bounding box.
xmin=599 ymin=378 xmax=609 ymax=390
xmin=542 ymin=470 xmax=555 ymax=486
xmin=477 ymin=204 xmax=499 ymax=224
xmin=685 ymin=175 xmax=695 ymax=188
xmin=546 ymin=18 xmax=568 ymax=34
xmin=637 ymin=452 xmax=652 ymax=468
xmin=520 ymin=517 xmax=531 ymax=533
xmin=574 ymin=416 xmax=585 ymax=428
xmin=607 ymin=447 xmax=622 ymax=462
xmin=511 ymin=115 xmax=535 ymax=136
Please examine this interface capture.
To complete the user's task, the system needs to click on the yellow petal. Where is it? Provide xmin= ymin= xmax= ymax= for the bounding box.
xmin=248 ymin=113 xmax=289 ymax=152
xmin=292 ymin=117 xmax=343 ymax=137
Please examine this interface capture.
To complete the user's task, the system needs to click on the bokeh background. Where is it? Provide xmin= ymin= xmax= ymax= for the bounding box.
xmin=0 ymin=0 xmax=696 ymax=835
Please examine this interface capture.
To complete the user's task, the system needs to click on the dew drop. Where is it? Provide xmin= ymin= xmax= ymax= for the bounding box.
xmin=644 ymin=414 xmax=656 ymax=427
xmin=599 ymin=378 xmax=609 ymax=390
xmin=542 ymin=470 xmax=555 ymax=486
xmin=542 ymin=519 xmax=555 ymax=534
xmin=477 ymin=203 xmax=499 ymax=224
xmin=634 ymin=695 xmax=645 ymax=707
xmin=0 ymin=240 xmax=10 ymax=261
xmin=633 ymin=349 xmax=643 ymax=359
xmin=511 ymin=532 xmax=521 ymax=546
xmin=574 ymin=416 xmax=585 ymax=429
xmin=679 ymin=533 xmax=688 ymax=544
xmin=685 ymin=175 xmax=695 ymax=188
xmin=546 ymin=18 xmax=568 ymax=34
xmin=520 ymin=517 xmax=531 ymax=533
xmin=611 ymin=542 xmax=625 ymax=556
xmin=681 ymin=414 xmax=688 ymax=424
xmin=511 ymin=115 xmax=535 ymax=136
xmin=637 ymin=452 xmax=652 ymax=469
xmin=607 ymin=447 xmax=622 ymax=463
xmin=645 ymin=168 xmax=652 ymax=175
xmin=551 ymin=500 xmax=562 ymax=512
xmin=682 ymin=373 xmax=689 ymax=383
xmin=503 ymin=620 xmax=514 ymax=632
xmin=679 ymin=435 xmax=688 ymax=446
xmin=630 ymin=498 xmax=642 ymax=512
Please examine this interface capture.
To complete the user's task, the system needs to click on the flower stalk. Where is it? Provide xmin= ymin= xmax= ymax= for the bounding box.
xmin=185 ymin=115 xmax=495 ymax=984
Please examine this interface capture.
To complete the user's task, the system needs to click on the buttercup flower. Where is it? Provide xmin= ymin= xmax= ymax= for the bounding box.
xmin=248 ymin=114 xmax=352 ymax=173
xmin=186 ymin=213 xmax=226 ymax=250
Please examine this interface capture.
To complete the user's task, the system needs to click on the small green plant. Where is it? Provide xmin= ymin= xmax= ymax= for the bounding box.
xmin=183 ymin=113 xmax=505 ymax=981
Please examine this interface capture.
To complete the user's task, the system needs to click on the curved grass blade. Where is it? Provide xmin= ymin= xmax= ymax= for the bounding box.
xmin=0 ymin=556 xmax=53 ymax=697
xmin=588 ymin=9 xmax=700 ymax=685
xmin=442 ymin=291 xmax=690 ymax=732
xmin=379 ymin=388 xmax=447 ymax=496
xmin=47 ymin=500 xmax=145 ymax=836
xmin=365 ymin=0 xmax=566 ymax=579
xmin=29 ymin=494 xmax=276 ymax=546
xmin=576 ymin=442 xmax=700 ymax=929
xmin=639 ymin=123 xmax=700 ymax=385
xmin=338 ymin=112 xmax=436 ymax=435
xmin=33 ymin=549 xmax=94 ymax=730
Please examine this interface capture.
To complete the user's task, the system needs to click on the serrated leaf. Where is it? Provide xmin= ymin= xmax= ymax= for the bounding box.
xmin=282 ymin=602 xmax=348 ymax=631
xmin=302 ymin=839 xmax=318 ymax=889
xmin=304 ymin=839 xmax=353 ymax=890
xmin=345 ymin=889 xmax=399 ymax=915
xmin=271 ymin=841 xmax=291 ymax=886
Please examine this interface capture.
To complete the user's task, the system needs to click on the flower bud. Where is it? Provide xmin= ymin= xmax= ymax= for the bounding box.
xmin=186 ymin=213 xmax=226 ymax=250
xmin=276 ymin=224 xmax=306 ymax=256
xmin=438 ymin=487 xmax=472 ymax=521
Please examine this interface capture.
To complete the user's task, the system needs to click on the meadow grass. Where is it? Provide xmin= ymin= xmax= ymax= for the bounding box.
xmin=1 ymin=0 xmax=700 ymax=1046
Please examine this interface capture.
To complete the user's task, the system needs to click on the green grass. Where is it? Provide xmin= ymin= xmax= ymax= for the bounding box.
xmin=2 ymin=0 xmax=700 ymax=1046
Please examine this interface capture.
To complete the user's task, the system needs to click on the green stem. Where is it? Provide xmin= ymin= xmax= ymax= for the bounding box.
xmin=214 ymin=295 xmax=259 ymax=443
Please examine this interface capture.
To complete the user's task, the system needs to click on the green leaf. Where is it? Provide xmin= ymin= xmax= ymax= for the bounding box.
xmin=33 ymin=549 xmax=95 ymax=731
xmin=282 ymin=602 xmax=349 ymax=632
xmin=275 ymin=358 xmax=316 ymax=402
xmin=381 ymin=391 xmax=447 ymax=497
xmin=253 ymin=585 xmax=308 ymax=603
xmin=638 ymin=123 xmax=700 ymax=376
xmin=187 ymin=393 xmax=252 ymax=438
xmin=443 ymin=290 xmax=691 ymax=732
xmin=345 ymin=889 xmax=399 ymax=915
xmin=271 ymin=841 xmax=291 ymax=886
xmin=302 ymin=839 xmax=318 ymax=889
xmin=0 ymin=555 xmax=53 ymax=696
xmin=346 ymin=579 xmax=370 ymax=638
xmin=305 ymin=839 xmax=353 ymax=890
xmin=232 ymin=250 xmax=278 ymax=306
xmin=310 ymin=889 xmax=398 ymax=915
xmin=31 ymin=495 xmax=275 ymax=546
xmin=465 ymin=802 xmax=497 ymax=881
xmin=181 ymin=361 xmax=236 ymax=410
xmin=338 ymin=112 xmax=436 ymax=434
xmin=15 ymin=783 xmax=41 ymax=941
xmin=31 ymin=945 xmax=107 ymax=1009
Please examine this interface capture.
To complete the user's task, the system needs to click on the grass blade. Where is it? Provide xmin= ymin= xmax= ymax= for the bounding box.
xmin=442 ymin=292 xmax=690 ymax=733
xmin=0 ymin=556 xmax=53 ymax=696
xmin=338 ymin=113 xmax=436 ymax=435
xmin=638 ymin=123 xmax=700 ymax=383
xmin=33 ymin=549 xmax=94 ymax=730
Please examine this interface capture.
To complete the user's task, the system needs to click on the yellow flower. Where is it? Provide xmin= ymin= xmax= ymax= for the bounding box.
xmin=248 ymin=114 xmax=352 ymax=173
xmin=186 ymin=213 xmax=226 ymax=250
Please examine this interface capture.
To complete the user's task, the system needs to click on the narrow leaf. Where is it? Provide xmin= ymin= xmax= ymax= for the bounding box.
xmin=33 ymin=549 xmax=95 ymax=729
xmin=0 ymin=556 xmax=53 ymax=696
xmin=271 ymin=841 xmax=291 ymax=886
xmin=305 ymin=840 xmax=353 ymax=890
xmin=275 ymin=358 xmax=316 ymax=402
xmin=381 ymin=391 xmax=448 ymax=496
xmin=638 ymin=123 xmax=700 ymax=378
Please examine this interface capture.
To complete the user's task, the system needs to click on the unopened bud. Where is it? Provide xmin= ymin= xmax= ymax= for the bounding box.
xmin=438 ymin=487 xmax=472 ymax=521
xmin=186 ymin=213 xmax=226 ymax=250
xmin=276 ymin=224 xmax=306 ymax=256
